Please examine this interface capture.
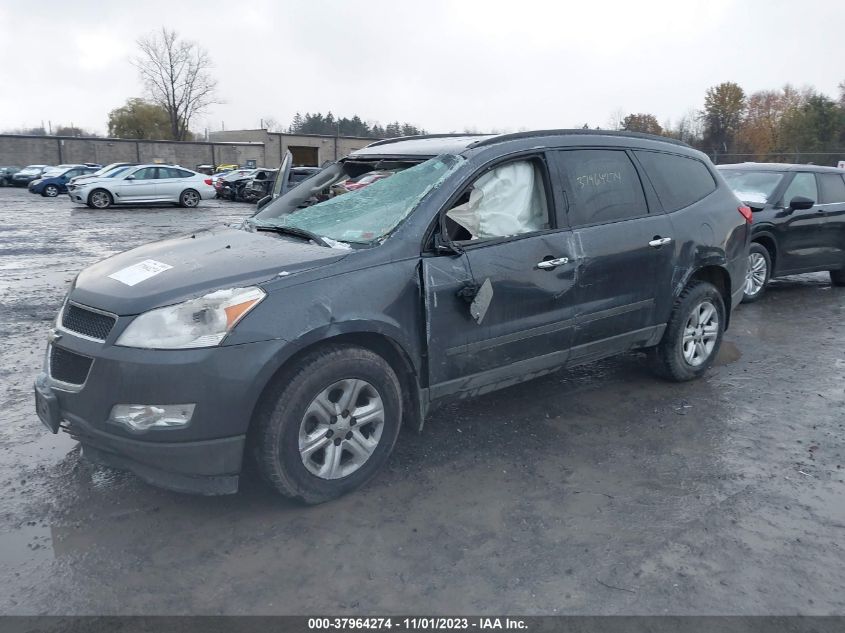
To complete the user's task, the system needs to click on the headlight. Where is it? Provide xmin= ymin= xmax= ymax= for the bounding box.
xmin=116 ymin=286 xmax=265 ymax=349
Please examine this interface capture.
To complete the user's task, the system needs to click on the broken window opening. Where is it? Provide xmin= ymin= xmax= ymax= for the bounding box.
xmin=445 ymin=160 xmax=550 ymax=242
xmin=251 ymin=155 xmax=464 ymax=245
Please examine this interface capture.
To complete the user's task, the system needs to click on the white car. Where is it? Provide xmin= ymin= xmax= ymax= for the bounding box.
xmin=67 ymin=164 xmax=216 ymax=209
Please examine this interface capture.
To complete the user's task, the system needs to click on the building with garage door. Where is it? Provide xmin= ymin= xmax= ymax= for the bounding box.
xmin=208 ymin=129 xmax=379 ymax=166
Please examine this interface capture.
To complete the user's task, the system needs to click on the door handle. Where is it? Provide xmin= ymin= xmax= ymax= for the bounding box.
xmin=648 ymin=237 xmax=673 ymax=248
xmin=536 ymin=257 xmax=569 ymax=270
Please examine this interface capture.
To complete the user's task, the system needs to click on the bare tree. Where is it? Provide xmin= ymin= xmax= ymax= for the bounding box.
xmin=133 ymin=27 xmax=218 ymax=140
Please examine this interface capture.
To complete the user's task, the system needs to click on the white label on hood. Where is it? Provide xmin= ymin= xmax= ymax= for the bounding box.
xmin=108 ymin=259 xmax=173 ymax=286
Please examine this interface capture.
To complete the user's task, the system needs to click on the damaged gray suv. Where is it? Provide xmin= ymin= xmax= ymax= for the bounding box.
xmin=35 ymin=130 xmax=749 ymax=503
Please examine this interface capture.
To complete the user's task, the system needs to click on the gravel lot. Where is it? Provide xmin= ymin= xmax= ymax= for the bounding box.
xmin=1 ymin=186 xmax=844 ymax=616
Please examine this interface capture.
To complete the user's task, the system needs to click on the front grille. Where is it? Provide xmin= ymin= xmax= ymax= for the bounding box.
xmin=62 ymin=303 xmax=116 ymax=341
xmin=50 ymin=346 xmax=93 ymax=385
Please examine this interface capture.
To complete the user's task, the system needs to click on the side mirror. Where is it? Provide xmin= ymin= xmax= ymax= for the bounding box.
xmin=788 ymin=196 xmax=814 ymax=211
xmin=125 ymin=174 xmax=135 ymax=181
xmin=255 ymin=195 xmax=271 ymax=212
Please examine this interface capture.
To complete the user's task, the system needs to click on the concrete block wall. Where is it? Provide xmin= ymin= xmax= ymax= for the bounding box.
xmin=0 ymin=134 xmax=267 ymax=171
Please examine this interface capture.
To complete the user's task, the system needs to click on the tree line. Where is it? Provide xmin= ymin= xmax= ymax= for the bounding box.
xmin=283 ymin=112 xmax=425 ymax=138
xmin=612 ymin=80 xmax=845 ymax=165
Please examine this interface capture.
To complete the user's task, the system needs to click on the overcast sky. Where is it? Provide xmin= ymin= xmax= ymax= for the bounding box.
xmin=1 ymin=0 xmax=842 ymax=136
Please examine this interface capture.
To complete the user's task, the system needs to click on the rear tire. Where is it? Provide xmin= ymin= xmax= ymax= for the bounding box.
xmin=649 ymin=280 xmax=725 ymax=382
xmin=87 ymin=189 xmax=112 ymax=209
xmin=179 ymin=189 xmax=200 ymax=208
xmin=254 ymin=345 xmax=403 ymax=504
xmin=830 ymin=269 xmax=845 ymax=287
xmin=741 ymin=243 xmax=771 ymax=303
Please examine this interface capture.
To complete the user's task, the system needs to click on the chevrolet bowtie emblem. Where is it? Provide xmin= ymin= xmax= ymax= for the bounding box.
xmin=47 ymin=328 xmax=62 ymax=343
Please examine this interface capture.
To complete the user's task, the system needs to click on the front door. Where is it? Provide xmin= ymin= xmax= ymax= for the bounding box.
xmin=424 ymin=155 xmax=578 ymax=398
xmin=114 ymin=166 xmax=159 ymax=202
xmin=552 ymin=148 xmax=674 ymax=362
xmin=776 ymin=171 xmax=831 ymax=272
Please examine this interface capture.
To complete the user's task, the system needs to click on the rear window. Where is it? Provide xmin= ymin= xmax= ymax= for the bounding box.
xmin=635 ymin=151 xmax=716 ymax=212
xmin=818 ymin=173 xmax=845 ymax=204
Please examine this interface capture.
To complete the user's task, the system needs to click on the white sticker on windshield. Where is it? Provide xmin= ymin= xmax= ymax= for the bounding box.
xmin=108 ymin=259 xmax=173 ymax=286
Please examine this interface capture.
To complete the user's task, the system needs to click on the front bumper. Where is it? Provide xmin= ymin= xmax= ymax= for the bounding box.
xmin=37 ymin=375 xmax=244 ymax=494
xmin=34 ymin=326 xmax=287 ymax=495
xmin=67 ymin=185 xmax=92 ymax=204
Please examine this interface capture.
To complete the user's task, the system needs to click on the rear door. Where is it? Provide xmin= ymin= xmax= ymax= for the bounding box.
xmin=552 ymin=148 xmax=675 ymax=362
xmin=776 ymin=172 xmax=831 ymax=272
xmin=817 ymin=172 xmax=845 ymax=264
xmin=155 ymin=167 xmax=186 ymax=201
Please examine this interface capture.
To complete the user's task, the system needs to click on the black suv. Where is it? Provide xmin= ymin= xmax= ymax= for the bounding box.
xmin=718 ymin=163 xmax=845 ymax=301
xmin=35 ymin=130 xmax=749 ymax=503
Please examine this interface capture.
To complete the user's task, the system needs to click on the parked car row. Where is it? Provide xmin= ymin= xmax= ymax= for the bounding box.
xmin=0 ymin=163 xmax=102 ymax=187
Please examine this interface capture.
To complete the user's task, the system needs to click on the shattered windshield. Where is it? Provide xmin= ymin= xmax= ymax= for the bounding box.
xmin=720 ymin=170 xmax=784 ymax=205
xmin=250 ymin=154 xmax=463 ymax=245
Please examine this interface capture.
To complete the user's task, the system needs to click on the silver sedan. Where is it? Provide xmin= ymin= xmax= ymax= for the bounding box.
xmin=68 ymin=165 xmax=216 ymax=209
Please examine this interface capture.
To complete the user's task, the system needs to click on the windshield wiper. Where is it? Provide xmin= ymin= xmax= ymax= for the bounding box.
xmin=255 ymin=224 xmax=331 ymax=247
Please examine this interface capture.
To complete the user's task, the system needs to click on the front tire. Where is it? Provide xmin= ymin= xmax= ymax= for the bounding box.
xmin=742 ymin=243 xmax=771 ymax=303
xmin=254 ymin=345 xmax=403 ymax=504
xmin=649 ymin=280 xmax=725 ymax=382
xmin=179 ymin=189 xmax=200 ymax=208
xmin=87 ymin=189 xmax=113 ymax=209
xmin=42 ymin=184 xmax=59 ymax=197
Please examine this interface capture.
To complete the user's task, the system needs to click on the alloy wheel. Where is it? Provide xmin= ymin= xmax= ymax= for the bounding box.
xmin=682 ymin=300 xmax=719 ymax=367
xmin=298 ymin=378 xmax=385 ymax=480
xmin=44 ymin=185 xmax=58 ymax=197
xmin=90 ymin=191 xmax=110 ymax=208
xmin=744 ymin=252 xmax=767 ymax=297
xmin=182 ymin=190 xmax=199 ymax=207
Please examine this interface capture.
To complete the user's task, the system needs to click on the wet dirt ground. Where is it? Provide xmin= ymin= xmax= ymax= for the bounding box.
xmin=1 ymin=186 xmax=844 ymax=616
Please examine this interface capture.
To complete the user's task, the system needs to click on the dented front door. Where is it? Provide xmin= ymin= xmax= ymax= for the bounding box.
xmin=423 ymin=231 xmax=578 ymax=395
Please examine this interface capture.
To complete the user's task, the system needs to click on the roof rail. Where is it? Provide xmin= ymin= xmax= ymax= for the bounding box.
xmin=363 ymin=133 xmax=493 ymax=148
xmin=467 ymin=128 xmax=691 ymax=149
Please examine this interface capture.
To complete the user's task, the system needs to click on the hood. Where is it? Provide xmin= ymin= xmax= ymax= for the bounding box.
xmin=71 ymin=175 xmax=108 ymax=185
xmin=71 ymin=225 xmax=349 ymax=315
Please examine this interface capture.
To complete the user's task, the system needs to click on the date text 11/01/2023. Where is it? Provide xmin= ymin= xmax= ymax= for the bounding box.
xmin=307 ymin=617 xmax=528 ymax=630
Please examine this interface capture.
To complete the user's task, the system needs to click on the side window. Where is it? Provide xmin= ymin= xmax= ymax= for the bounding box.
xmin=132 ymin=167 xmax=158 ymax=180
xmin=445 ymin=159 xmax=550 ymax=242
xmin=556 ymin=149 xmax=648 ymax=226
xmin=161 ymin=167 xmax=190 ymax=178
xmin=64 ymin=169 xmax=80 ymax=178
xmin=633 ymin=151 xmax=716 ymax=212
xmin=818 ymin=173 xmax=845 ymax=204
xmin=781 ymin=173 xmax=818 ymax=206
